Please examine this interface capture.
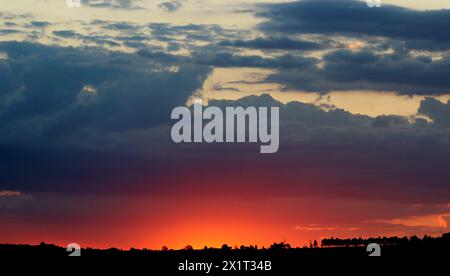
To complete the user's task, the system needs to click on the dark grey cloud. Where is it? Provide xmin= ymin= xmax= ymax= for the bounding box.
xmin=116 ymin=35 xmax=149 ymax=42
xmin=0 ymin=61 xmax=448 ymax=205
xmin=419 ymin=98 xmax=450 ymax=128
xmin=102 ymin=22 xmax=140 ymax=31
xmin=0 ymin=4 xmax=449 ymax=203
xmin=372 ymin=115 xmax=410 ymax=128
xmin=211 ymin=83 xmax=241 ymax=92
xmin=0 ymin=12 xmax=33 ymax=20
xmin=0 ymin=29 xmax=21 ymax=35
xmin=266 ymin=49 xmax=450 ymax=95
xmin=179 ymin=94 xmax=449 ymax=203
xmin=137 ymin=48 xmax=188 ymax=63
xmin=257 ymin=0 xmax=450 ymax=44
xmin=47 ymin=21 xmax=238 ymax=52
xmin=0 ymin=40 xmax=209 ymax=145
xmin=148 ymin=23 xmax=228 ymax=40
xmin=3 ymin=22 xmax=17 ymax=27
xmin=193 ymin=50 xmax=318 ymax=69
xmin=52 ymin=28 xmax=149 ymax=49
xmin=122 ymin=41 xmax=147 ymax=49
xmin=29 ymin=21 xmax=50 ymax=28
xmin=146 ymin=19 xmax=450 ymax=96
xmin=0 ymin=41 xmax=212 ymax=194
xmin=209 ymin=93 xmax=371 ymax=127
xmin=6 ymin=9 xmax=450 ymax=97
xmin=47 ymin=21 xmax=241 ymax=53
xmin=158 ymin=0 xmax=185 ymax=12
xmin=219 ymin=37 xmax=324 ymax=51
xmin=82 ymin=0 xmax=144 ymax=10
xmin=52 ymin=30 xmax=81 ymax=39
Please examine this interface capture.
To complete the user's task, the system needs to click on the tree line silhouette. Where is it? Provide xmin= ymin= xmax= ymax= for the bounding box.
xmin=321 ymin=233 xmax=450 ymax=248
xmin=177 ymin=233 xmax=450 ymax=251
xmin=0 ymin=232 xmax=448 ymax=257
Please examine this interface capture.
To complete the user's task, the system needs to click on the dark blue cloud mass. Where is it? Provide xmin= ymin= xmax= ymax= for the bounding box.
xmin=257 ymin=0 xmax=450 ymax=44
xmin=0 ymin=41 xmax=210 ymax=143
xmin=218 ymin=37 xmax=325 ymax=51
xmin=266 ymin=49 xmax=450 ymax=95
xmin=419 ymin=98 xmax=450 ymax=128
xmin=0 ymin=3 xmax=449 ymax=203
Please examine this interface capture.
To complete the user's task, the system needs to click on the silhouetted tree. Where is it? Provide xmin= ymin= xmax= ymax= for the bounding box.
xmin=221 ymin=244 xmax=231 ymax=251
xmin=270 ymin=242 xmax=291 ymax=251
xmin=313 ymin=240 xmax=318 ymax=248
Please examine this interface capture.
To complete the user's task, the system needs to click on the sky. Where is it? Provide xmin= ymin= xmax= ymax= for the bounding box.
xmin=0 ymin=0 xmax=449 ymax=249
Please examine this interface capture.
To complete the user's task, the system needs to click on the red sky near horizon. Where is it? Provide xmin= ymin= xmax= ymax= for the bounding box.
xmin=1 ymin=190 xmax=449 ymax=249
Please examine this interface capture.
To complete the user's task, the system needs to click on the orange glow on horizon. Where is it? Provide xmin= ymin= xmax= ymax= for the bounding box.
xmin=1 ymin=194 xmax=449 ymax=250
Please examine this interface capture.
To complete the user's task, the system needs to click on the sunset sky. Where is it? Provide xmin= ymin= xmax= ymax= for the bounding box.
xmin=0 ymin=0 xmax=449 ymax=249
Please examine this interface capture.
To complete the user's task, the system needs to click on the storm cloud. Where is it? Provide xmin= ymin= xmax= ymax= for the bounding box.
xmin=257 ymin=0 xmax=450 ymax=44
xmin=266 ymin=49 xmax=450 ymax=95
xmin=0 ymin=41 xmax=209 ymax=154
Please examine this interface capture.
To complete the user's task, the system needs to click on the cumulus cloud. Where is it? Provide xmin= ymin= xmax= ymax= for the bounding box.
xmin=0 ymin=41 xmax=210 ymax=194
xmin=0 ymin=41 xmax=202 ymax=127
xmin=0 ymin=41 xmax=209 ymax=133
